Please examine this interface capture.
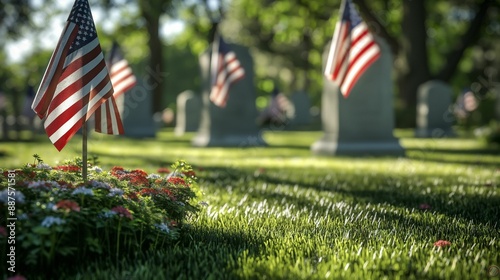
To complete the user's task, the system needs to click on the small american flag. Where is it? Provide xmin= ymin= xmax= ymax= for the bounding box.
xmin=271 ymin=86 xmax=291 ymax=115
xmin=209 ymin=34 xmax=245 ymax=107
xmin=324 ymin=0 xmax=381 ymax=98
xmin=95 ymin=42 xmax=136 ymax=134
xmin=32 ymin=0 xmax=113 ymax=151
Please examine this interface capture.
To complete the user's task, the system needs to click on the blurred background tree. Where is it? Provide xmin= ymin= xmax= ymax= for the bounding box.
xmin=1 ymin=0 xmax=499 ymax=128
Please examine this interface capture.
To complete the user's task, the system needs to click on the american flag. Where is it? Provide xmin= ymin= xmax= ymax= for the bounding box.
xmin=95 ymin=42 xmax=136 ymax=134
xmin=324 ymin=0 xmax=381 ymax=98
xmin=31 ymin=0 xmax=113 ymax=151
xmin=209 ymin=34 xmax=245 ymax=107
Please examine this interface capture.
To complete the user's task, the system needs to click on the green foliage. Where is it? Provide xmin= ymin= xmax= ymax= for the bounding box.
xmin=0 ymin=156 xmax=201 ymax=275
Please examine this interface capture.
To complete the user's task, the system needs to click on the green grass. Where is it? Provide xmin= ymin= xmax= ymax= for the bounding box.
xmin=1 ymin=129 xmax=499 ymax=279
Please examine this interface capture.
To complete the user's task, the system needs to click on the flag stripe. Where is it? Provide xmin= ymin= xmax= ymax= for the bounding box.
xmin=324 ymin=0 xmax=380 ymax=98
xmin=45 ymin=71 xmax=112 ymax=137
xmin=33 ymin=23 xmax=79 ymax=118
xmin=209 ymin=34 xmax=245 ymax=107
xmin=94 ymin=42 xmax=136 ymax=135
xmin=31 ymin=0 xmax=114 ymax=151
xmin=44 ymin=57 xmax=109 ymax=129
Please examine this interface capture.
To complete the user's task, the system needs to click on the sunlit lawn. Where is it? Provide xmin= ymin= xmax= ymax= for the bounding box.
xmin=1 ymin=129 xmax=499 ymax=279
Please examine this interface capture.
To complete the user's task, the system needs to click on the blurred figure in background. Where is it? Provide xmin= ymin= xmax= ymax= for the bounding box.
xmin=258 ymin=85 xmax=292 ymax=128
xmin=453 ymin=88 xmax=479 ymax=128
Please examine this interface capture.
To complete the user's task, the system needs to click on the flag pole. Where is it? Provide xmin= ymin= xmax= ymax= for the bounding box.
xmin=82 ymin=121 xmax=88 ymax=183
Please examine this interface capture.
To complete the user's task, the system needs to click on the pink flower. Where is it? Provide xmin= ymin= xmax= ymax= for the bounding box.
xmin=419 ymin=203 xmax=431 ymax=210
xmin=434 ymin=240 xmax=451 ymax=247
xmin=111 ymin=206 xmax=133 ymax=220
xmin=0 ymin=226 xmax=7 ymax=237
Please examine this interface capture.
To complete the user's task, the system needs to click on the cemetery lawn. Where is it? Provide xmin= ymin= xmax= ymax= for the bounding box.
xmin=1 ymin=129 xmax=499 ymax=279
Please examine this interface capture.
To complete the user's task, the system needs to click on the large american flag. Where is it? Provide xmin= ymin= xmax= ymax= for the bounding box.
xmin=32 ymin=0 xmax=113 ymax=151
xmin=209 ymin=34 xmax=245 ymax=107
xmin=324 ymin=0 xmax=381 ymax=98
xmin=95 ymin=42 xmax=136 ymax=134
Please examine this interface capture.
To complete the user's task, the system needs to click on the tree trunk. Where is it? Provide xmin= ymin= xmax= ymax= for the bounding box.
xmin=436 ymin=0 xmax=493 ymax=82
xmin=397 ymin=0 xmax=431 ymax=125
xmin=141 ymin=2 xmax=164 ymax=113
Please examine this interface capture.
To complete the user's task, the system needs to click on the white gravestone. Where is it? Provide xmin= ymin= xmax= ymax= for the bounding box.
xmin=121 ymin=79 xmax=157 ymax=138
xmin=311 ymin=38 xmax=404 ymax=156
xmin=415 ymin=80 xmax=455 ymax=138
xmin=192 ymin=43 xmax=266 ymax=147
xmin=174 ymin=90 xmax=202 ymax=136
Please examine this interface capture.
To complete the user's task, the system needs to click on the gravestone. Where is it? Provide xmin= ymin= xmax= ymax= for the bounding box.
xmin=192 ymin=43 xmax=266 ymax=147
xmin=120 ymin=79 xmax=157 ymax=138
xmin=174 ymin=90 xmax=202 ymax=136
xmin=311 ymin=38 xmax=404 ymax=156
xmin=415 ymin=80 xmax=455 ymax=138
xmin=288 ymin=91 xmax=311 ymax=127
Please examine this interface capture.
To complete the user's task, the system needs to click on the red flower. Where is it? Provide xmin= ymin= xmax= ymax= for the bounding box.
xmin=126 ymin=192 xmax=139 ymax=201
xmin=157 ymin=167 xmax=170 ymax=174
xmin=183 ymin=171 xmax=196 ymax=177
xmin=55 ymin=200 xmax=80 ymax=212
xmin=131 ymin=169 xmax=148 ymax=177
xmin=419 ymin=204 xmax=431 ymax=210
xmin=162 ymin=188 xmax=176 ymax=200
xmin=124 ymin=173 xmax=149 ymax=186
xmin=111 ymin=206 xmax=133 ymax=220
xmin=170 ymin=220 xmax=178 ymax=227
xmin=433 ymin=240 xmax=451 ymax=247
xmin=57 ymin=180 xmax=75 ymax=189
xmin=110 ymin=166 xmax=126 ymax=177
xmin=3 ymin=170 xmax=36 ymax=179
xmin=0 ymin=226 xmax=7 ymax=237
xmin=140 ymin=188 xmax=159 ymax=196
xmin=167 ymin=177 xmax=186 ymax=186
xmin=54 ymin=165 xmax=80 ymax=172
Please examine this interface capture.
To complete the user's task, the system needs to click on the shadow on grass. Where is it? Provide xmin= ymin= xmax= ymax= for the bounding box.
xmin=47 ymin=227 xmax=263 ymax=280
xmin=201 ymin=165 xmax=499 ymax=228
xmin=405 ymin=147 xmax=500 ymax=167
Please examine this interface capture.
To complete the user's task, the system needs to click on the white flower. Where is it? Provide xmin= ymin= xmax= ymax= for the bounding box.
xmin=108 ymin=188 xmax=124 ymax=197
xmin=89 ymin=180 xmax=110 ymax=190
xmin=99 ymin=210 xmax=116 ymax=219
xmin=0 ymin=190 xmax=25 ymax=204
xmin=46 ymin=202 xmax=56 ymax=211
xmin=155 ymin=223 xmax=170 ymax=233
xmin=36 ymin=163 xmax=52 ymax=170
xmin=72 ymin=187 xmax=94 ymax=196
xmin=89 ymin=180 xmax=111 ymax=190
xmin=147 ymin=173 xmax=161 ymax=180
xmin=90 ymin=166 xmax=103 ymax=173
xmin=41 ymin=216 xmax=66 ymax=227
xmin=177 ymin=201 xmax=185 ymax=207
xmin=28 ymin=180 xmax=59 ymax=190
xmin=167 ymin=172 xmax=185 ymax=179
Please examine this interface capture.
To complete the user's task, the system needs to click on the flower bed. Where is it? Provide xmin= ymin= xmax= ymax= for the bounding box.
xmin=0 ymin=156 xmax=201 ymax=272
